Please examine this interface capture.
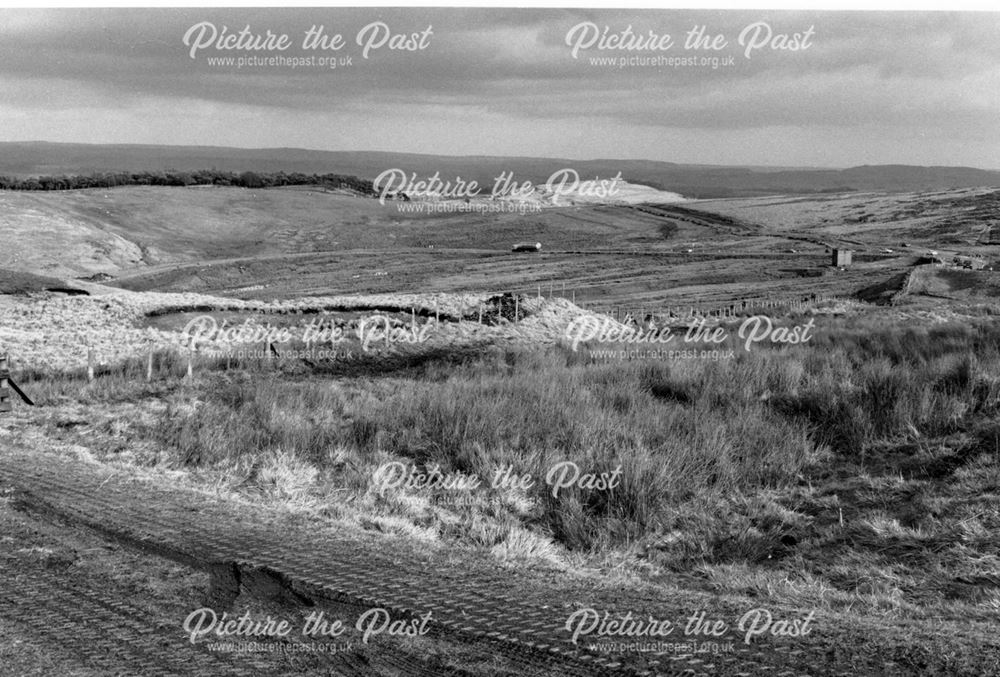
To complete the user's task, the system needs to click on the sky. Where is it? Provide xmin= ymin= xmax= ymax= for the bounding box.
xmin=0 ymin=8 xmax=998 ymax=168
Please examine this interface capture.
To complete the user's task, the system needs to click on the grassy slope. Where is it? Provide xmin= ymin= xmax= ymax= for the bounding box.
xmin=0 ymin=186 xmax=684 ymax=277
xmin=2 ymin=185 xmax=840 ymax=308
xmin=6 ymin=183 xmax=999 ymax=316
xmin=0 ymin=269 xmax=86 ymax=295
xmin=688 ymin=188 xmax=1000 ymax=249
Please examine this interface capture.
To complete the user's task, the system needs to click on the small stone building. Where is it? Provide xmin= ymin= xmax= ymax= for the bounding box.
xmin=832 ymin=249 xmax=853 ymax=267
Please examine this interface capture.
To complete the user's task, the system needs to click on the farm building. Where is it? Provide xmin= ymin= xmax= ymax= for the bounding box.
xmin=512 ymin=242 xmax=542 ymax=253
xmin=831 ymin=249 xmax=853 ymax=267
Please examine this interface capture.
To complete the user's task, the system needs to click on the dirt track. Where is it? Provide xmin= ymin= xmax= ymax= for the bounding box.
xmin=0 ymin=449 xmax=851 ymax=677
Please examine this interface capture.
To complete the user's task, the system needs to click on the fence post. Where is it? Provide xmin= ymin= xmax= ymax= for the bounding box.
xmin=187 ymin=349 xmax=194 ymax=379
xmin=478 ymin=304 xmax=483 ymax=324
xmin=87 ymin=348 xmax=95 ymax=383
xmin=146 ymin=348 xmax=153 ymax=383
xmin=514 ymin=296 xmax=519 ymax=321
xmin=0 ymin=354 xmax=10 ymax=413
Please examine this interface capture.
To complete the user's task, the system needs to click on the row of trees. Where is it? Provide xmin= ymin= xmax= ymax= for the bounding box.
xmin=0 ymin=169 xmax=376 ymax=194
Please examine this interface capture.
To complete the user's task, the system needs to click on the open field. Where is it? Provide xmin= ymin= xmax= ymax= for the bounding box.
xmin=4 ymin=298 xmax=1000 ymax=675
xmin=7 ymin=184 xmax=999 ymax=315
xmin=3 ymin=181 xmax=1000 ymax=675
xmin=3 ymin=2 xmax=1000 ymax=672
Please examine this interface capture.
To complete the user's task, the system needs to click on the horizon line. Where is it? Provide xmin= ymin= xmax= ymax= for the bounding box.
xmin=5 ymin=139 xmax=1000 ymax=174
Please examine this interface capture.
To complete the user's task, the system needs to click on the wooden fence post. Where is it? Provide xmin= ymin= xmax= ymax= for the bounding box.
xmin=0 ymin=355 xmax=31 ymax=410
xmin=87 ymin=348 xmax=95 ymax=383
xmin=146 ymin=348 xmax=154 ymax=382
xmin=0 ymin=354 xmax=10 ymax=413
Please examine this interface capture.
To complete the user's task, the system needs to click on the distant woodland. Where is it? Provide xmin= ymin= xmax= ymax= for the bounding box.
xmin=0 ymin=170 xmax=376 ymax=193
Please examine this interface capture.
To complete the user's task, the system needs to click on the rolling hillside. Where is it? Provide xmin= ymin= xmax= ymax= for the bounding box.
xmin=2 ymin=142 xmax=999 ymax=199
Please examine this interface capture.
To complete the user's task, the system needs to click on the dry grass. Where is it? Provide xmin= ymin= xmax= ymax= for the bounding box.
xmin=13 ymin=311 xmax=1000 ymax=623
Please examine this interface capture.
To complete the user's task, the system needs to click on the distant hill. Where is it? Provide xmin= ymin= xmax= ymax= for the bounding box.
xmin=0 ymin=268 xmax=88 ymax=295
xmin=1 ymin=142 xmax=999 ymax=199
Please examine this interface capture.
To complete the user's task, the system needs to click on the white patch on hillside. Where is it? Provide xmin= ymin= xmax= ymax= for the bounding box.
xmin=489 ymin=180 xmax=687 ymax=208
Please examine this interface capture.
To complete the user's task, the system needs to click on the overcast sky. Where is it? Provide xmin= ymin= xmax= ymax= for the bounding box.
xmin=0 ymin=8 xmax=998 ymax=168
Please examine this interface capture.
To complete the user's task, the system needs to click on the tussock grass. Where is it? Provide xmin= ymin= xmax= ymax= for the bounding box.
xmin=144 ymin=348 xmax=821 ymax=553
xmin=136 ymin=322 xmax=1000 ymax=553
xmin=21 ymin=316 xmax=1000 ymax=617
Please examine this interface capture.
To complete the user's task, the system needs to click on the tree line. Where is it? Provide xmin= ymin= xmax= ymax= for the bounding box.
xmin=0 ymin=169 xmax=376 ymax=194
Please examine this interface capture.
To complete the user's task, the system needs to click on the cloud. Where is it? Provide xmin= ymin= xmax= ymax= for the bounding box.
xmin=0 ymin=8 xmax=997 ymax=167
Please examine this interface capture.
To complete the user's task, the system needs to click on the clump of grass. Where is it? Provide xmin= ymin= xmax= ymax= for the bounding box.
xmin=154 ymin=375 xmax=349 ymax=467
xmin=142 ymin=347 xmax=822 ymax=553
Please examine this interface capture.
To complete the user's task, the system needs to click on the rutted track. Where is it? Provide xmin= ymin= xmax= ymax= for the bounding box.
xmin=0 ymin=452 xmax=822 ymax=676
xmin=0 ymin=504 xmax=476 ymax=677
xmin=0 ymin=554 xmax=270 ymax=677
